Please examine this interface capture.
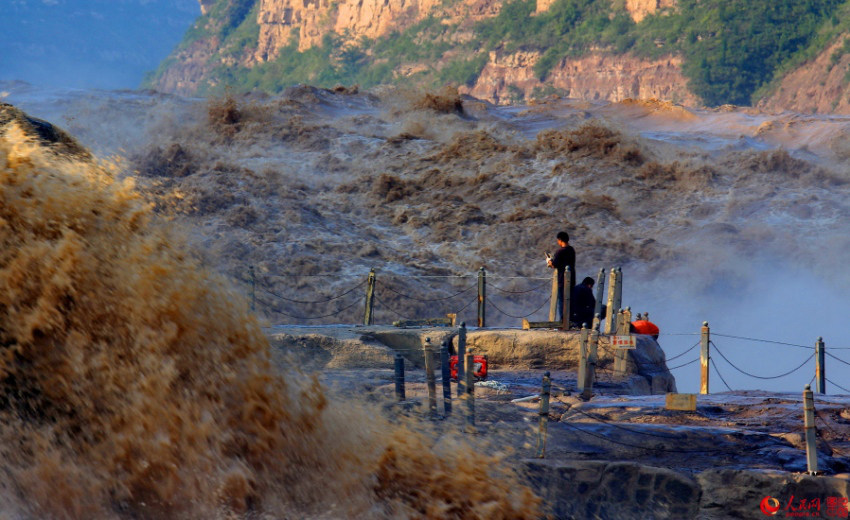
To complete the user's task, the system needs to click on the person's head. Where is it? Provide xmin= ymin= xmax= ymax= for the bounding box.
xmin=556 ymin=231 xmax=569 ymax=247
xmin=582 ymin=276 xmax=594 ymax=288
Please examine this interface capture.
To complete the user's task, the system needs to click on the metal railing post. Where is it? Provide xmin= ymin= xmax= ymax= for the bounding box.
xmin=456 ymin=322 xmax=466 ymax=398
xmin=424 ymin=337 xmax=437 ymax=416
xmin=477 ymin=267 xmax=486 ymax=328
xmin=536 ymin=371 xmax=551 ymax=458
xmin=604 ymin=268 xmax=617 ymax=334
xmin=815 ymin=337 xmax=825 ymax=394
xmin=464 ymin=352 xmax=475 ymax=432
xmin=549 ymin=269 xmax=558 ymax=322
xmin=364 ymin=268 xmax=376 ymax=325
xmin=700 ymin=321 xmax=710 ymax=395
xmin=561 ymin=266 xmax=571 ymax=330
xmin=578 ymin=324 xmax=589 ymax=389
xmin=440 ymin=339 xmax=452 ymax=416
xmin=803 ymin=384 xmax=818 ymax=474
xmin=593 ymin=267 xmax=605 ymax=330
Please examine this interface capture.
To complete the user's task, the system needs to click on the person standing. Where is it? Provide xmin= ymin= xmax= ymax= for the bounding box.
xmin=546 ymin=231 xmax=575 ymax=322
xmin=571 ymin=277 xmax=596 ymax=328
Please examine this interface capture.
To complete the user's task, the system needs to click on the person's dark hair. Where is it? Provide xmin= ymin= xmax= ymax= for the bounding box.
xmin=582 ymin=277 xmax=594 ymax=286
xmin=556 ymin=231 xmax=569 ymax=242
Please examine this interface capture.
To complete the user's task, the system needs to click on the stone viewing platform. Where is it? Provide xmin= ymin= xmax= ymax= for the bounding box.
xmin=264 ymin=325 xmax=676 ymax=395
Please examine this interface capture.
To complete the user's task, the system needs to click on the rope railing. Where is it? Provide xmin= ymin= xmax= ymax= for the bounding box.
xmin=666 ymin=357 xmax=701 ymax=371
xmin=664 ymin=341 xmax=700 ymax=362
xmin=825 ymin=351 xmax=850 ymax=367
xmin=710 ymin=333 xmax=812 ymax=350
xmin=245 ymin=266 xmax=850 ymax=396
xmin=709 ymin=357 xmax=733 ymax=392
xmin=259 ymin=280 xmax=366 ymax=304
xmin=826 ymin=377 xmax=850 ymax=394
xmin=379 ymin=282 xmax=476 ymax=302
xmin=257 ymin=294 xmax=363 ymax=320
xmin=488 ymin=281 xmax=549 ymax=295
xmin=711 ymin=341 xmax=813 ymax=380
xmin=486 ymin=296 xmax=550 ymax=319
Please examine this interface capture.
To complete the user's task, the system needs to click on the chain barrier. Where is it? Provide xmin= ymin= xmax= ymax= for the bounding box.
xmin=379 ymin=273 xmax=474 ymax=279
xmin=711 ymin=341 xmax=813 ymax=380
xmin=379 ymin=282 xmax=476 ymax=302
xmin=825 ymin=377 xmax=850 ymax=394
xmin=709 ymin=357 xmax=733 ymax=392
xmin=257 ymin=295 xmax=362 ymax=320
xmin=667 ymin=357 xmax=701 ymax=371
xmin=372 ymin=294 xmax=414 ymax=321
xmin=825 ymin=351 xmax=850 ymax=367
xmin=488 ymin=281 xmax=549 ymax=295
xmin=665 ymin=341 xmax=700 ymax=363
xmin=486 ymin=296 xmax=550 ymax=319
xmin=259 ymin=280 xmax=366 ymax=304
xmin=711 ymin=333 xmax=812 ymax=350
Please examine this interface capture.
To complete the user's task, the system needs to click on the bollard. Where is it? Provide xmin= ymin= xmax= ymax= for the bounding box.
xmin=364 ymin=268 xmax=376 ymax=325
xmin=591 ymin=312 xmax=601 ymax=333
xmin=582 ymin=328 xmax=599 ymax=399
xmin=549 ymin=269 xmax=559 ymax=322
xmin=536 ymin=371 xmax=551 ymax=458
xmin=440 ymin=339 xmax=452 ymax=416
xmin=464 ymin=352 xmax=475 ymax=432
xmin=593 ymin=267 xmax=605 ymax=330
xmin=561 ymin=266 xmax=572 ymax=330
xmin=803 ymin=384 xmax=818 ymax=474
xmin=394 ymin=354 xmax=405 ymax=401
xmin=700 ymin=321 xmax=710 ymax=395
xmin=604 ymin=268 xmax=617 ymax=334
xmin=815 ymin=337 xmax=826 ymax=394
xmin=424 ymin=337 xmax=437 ymax=416
xmin=578 ymin=324 xmax=589 ymax=390
xmin=613 ymin=308 xmax=632 ymax=374
xmin=249 ymin=265 xmax=256 ymax=312
xmin=613 ymin=267 xmax=623 ymax=322
xmin=477 ymin=267 xmax=486 ymax=328
xmin=456 ymin=322 xmax=467 ymax=398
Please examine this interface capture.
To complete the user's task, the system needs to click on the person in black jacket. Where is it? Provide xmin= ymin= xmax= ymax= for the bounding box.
xmin=571 ymin=277 xmax=596 ymax=328
xmin=546 ymin=231 xmax=575 ymax=322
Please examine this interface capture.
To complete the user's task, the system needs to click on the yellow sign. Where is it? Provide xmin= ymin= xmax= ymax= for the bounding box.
xmin=611 ymin=335 xmax=636 ymax=349
xmin=665 ymin=393 xmax=697 ymax=411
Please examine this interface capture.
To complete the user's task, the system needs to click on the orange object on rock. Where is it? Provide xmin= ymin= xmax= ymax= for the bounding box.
xmin=631 ymin=320 xmax=660 ymax=338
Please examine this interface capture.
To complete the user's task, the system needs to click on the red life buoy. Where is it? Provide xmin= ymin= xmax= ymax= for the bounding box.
xmin=449 ymin=355 xmax=488 ymax=381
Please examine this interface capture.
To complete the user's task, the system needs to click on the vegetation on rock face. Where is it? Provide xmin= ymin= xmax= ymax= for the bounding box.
xmin=148 ymin=0 xmax=850 ymax=107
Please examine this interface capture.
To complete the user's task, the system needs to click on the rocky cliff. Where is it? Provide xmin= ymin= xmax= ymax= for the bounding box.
xmin=150 ymin=0 xmax=850 ymax=112
xmin=759 ymin=35 xmax=850 ymax=114
xmin=462 ymin=50 xmax=698 ymax=106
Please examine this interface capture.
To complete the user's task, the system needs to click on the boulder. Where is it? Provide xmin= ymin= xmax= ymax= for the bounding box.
xmin=523 ymin=459 xmax=701 ymax=519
